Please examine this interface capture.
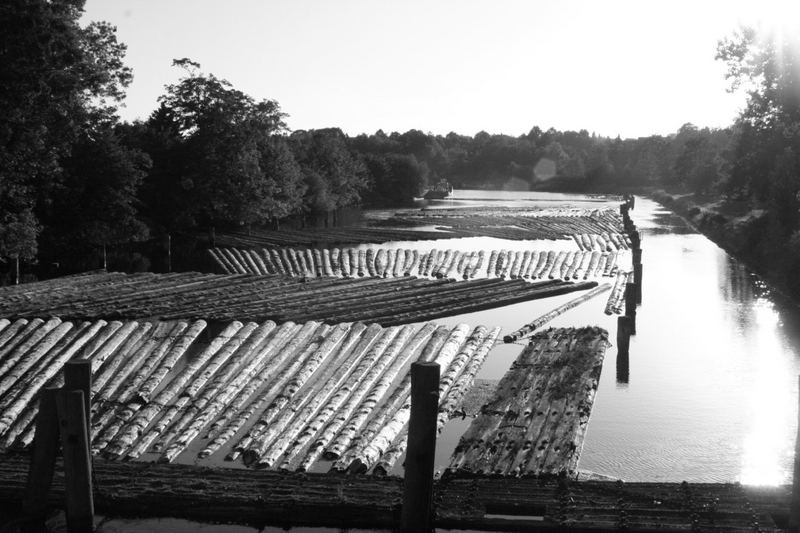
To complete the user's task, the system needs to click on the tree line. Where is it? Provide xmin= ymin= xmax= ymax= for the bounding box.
xmin=1 ymin=1 xmax=798 ymax=284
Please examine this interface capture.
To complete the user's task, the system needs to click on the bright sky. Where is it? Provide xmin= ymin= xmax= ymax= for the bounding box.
xmin=82 ymin=0 xmax=799 ymax=139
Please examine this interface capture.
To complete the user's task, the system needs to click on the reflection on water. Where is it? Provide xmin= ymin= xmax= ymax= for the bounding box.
xmin=363 ymin=191 xmax=800 ymax=485
xmin=578 ymin=196 xmax=800 ymax=485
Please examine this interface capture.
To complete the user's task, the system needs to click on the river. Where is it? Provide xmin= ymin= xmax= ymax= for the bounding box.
xmin=100 ymin=189 xmax=800 ymax=532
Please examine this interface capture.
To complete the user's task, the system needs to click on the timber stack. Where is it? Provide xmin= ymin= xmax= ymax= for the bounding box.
xmin=209 ymin=245 xmax=627 ymax=280
xmin=0 ymin=316 xmax=501 ymax=474
xmin=448 ymin=327 xmax=609 ymax=477
xmin=0 ymin=272 xmax=597 ymax=326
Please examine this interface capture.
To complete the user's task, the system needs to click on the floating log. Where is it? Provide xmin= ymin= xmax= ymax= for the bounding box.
xmin=503 ymin=284 xmax=613 ymax=343
xmin=604 ymin=271 xmax=629 ymax=315
xmin=357 ymin=249 xmax=367 ymax=277
xmin=222 ymin=322 xmax=324 ymax=461
xmin=325 ymin=325 xmax=447 ymax=462
xmin=366 ymin=249 xmax=377 ymax=277
xmin=197 ymin=322 xmax=302 ymax=459
xmin=238 ymin=324 xmax=352 ymax=465
xmin=448 ymin=327 xmax=609 ymax=477
xmin=330 ymin=248 xmax=341 ymax=277
xmin=255 ymin=323 xmax=374 ymax=469
xmin=92 ymin=321 xmax=201 ymax=453
xmin=347 ymin=324 xmax=470 ymax=474
xmin=121 ymin=321 xmax=254 ymax=459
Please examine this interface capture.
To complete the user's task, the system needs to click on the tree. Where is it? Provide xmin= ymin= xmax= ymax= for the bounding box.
xmin=156 ymin=60 xmax=304 ymax=228
xmin=0 ymin=0 xmax=133 ymax=274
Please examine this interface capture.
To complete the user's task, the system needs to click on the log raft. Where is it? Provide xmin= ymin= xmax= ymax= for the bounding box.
xmin=448 ymin=327 xmax=609 ymax=478
xmin=0 ymin=272 xmax=597 ymax=327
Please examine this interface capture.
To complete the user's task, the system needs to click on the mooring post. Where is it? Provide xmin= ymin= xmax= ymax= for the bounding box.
xmin=632 ymin=248 xmax=642 ymax=266
xmin=625 ymin=282 xmax=637 ymax=335
xmin=629 ymin=229 xmax=641 ymax=249
xmin=22 ymin=387 xmax=60 ymax=532
xmin=401 ymin=361 xmax=440 ymax=533
xmin=790 ymin=375 xmax=800 ymax=533
xmin=56 ymin=390 xmax=94 ymax=533
xmin=64 ymin=360 xmax=91 ymax=439
xmin=616 ymin=316 xmax=631 ymax=384
xmin=634 ymin=262 xmax=643 ymax=305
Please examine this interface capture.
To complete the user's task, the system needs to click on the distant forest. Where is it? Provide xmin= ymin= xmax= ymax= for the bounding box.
xmin=1 ymin=1 xmax=799 ymax=284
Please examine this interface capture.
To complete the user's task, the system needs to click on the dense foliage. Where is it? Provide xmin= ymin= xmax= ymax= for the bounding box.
xmin=2 ymin=0 xmax=799 ymax=295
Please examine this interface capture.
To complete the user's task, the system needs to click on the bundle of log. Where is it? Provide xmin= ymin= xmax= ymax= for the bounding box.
xmin=210 ymin=207 xmax=626 ymax=246
xmin=208 ymin=246 xmax=626 ymax=280
xmin=0 ymin=316 xmax=503 ymax=475
xmin=0 ymin=272 xmax=597 ymax=326
xmin=448 ymin=327 xmax=609 ymax=478
xmin=0 ymin=452 xmax=785 ymax=531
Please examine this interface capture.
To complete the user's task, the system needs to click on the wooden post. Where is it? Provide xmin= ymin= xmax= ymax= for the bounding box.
xmin=616 ymin=317 xmax=630 ymax=384
xmin=629 ymin=230 xmax=641 ymax=249
xmin=634 ymin=263 xmax=643 ymax=305
xmin=632 ymin=248 xmax=642 ymax=266
xmin=56 ymin=390 xmax=94 ymax=533
xmin=625 ymin=282 xmax=636 ymax=335
xmin=64 ymin=360 xmax=91 ymax=439
xmin=790 ymin=375 xmax=800 ymax=533
xmin=22 ymin=388 xmax=60 ymax=532
xmin=167 ymin=233 xmax=172 ymax=273
xmin=401 ymin=361 xmax=440 ymax=533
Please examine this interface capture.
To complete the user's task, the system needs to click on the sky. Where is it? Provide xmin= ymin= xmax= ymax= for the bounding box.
xmin=82 ymin=0 xmax=800 ymax=139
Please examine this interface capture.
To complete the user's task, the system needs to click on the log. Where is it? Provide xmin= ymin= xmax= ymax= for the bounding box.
xmin=0 ymin=321 xmax=106 ymax=440
xmin=0 ymin=320 xmax=70 ymax=400
xmin=210 ymin=322 xmax=323 ymax=461
xmin=446 ymin=250 xmax=462 ymax=279
xmin=502 ymin=283 xmax=612 ymax=343
xmin=548 ymin=251 xmax=567 ymax=280
xmin=358 ymin=249 xmax=367 ymax=277
xmin=523 ymin=251 xmax=537 ymax=279
xmin=260 ymin=248 xmax=277 ymax=274
xmin=208 ymin=249 xmax=234 ymax=274
xmin=347 ymin=325 xmax=469 ymax=473
xmin=123 ymin=321 xmax=252 ymax=459
xmin=405 ymin=250 xmax=420 ymax=276
xmin=349 ymin=248 xmax=359 ymax=277
xmin=0 ymin=318 xmax=61 ymax=387
xmin=384 ymin=248 xmax=395 ymax=278
xmin=416 ymin=251 xmax=429 ymax=276
xmin=283 ymin=323 xmax=384 ymax=469
xmin=306 ymin=249 xmax=318 ymax=277
xmin=572 ymin=234 xmax=584 ymax=251
xmin=324 ymin=324 xmax=441 ymax=462
xmin=237 ymin=323 xmax=354 ymax=465
xmin=486 ymin=250 xmax=498 ymax=278
xmin=374 ymin=249 xmax=387 ymax=277
xmin=366 ymin=248 xmax=377 ymax=277
xmin=340 ymin=247 xmax=351 ymax=277
xmin=90 ymin=322 xmax=153 ymax=399
xmin=155 ymin=321 xmax=275 ymax=462
xmin=604 ymin=271 xmax=629 ymax=315
xmin=393 ymin=249 xmax=406 ymax=278
xmin=322 ymin=248 xmax=334 ymax=277
xmin=92 ymin=321 xmax=203 ymax=453
xmin=436 ymin=250 xmax=453 ymax=278
xmin=330 ymin=248 xmax=341 ymax=277
xmin=0 ymin=318 xmax=29 ymax=357
xmin=256 ymin=323 xmax=374 ymax=469
xmin=455 ymin=250 xmax=468 ymax=277
xmin=530 ymin=251 xmax=548 ymax=279
xmin=313 ymin=249 xmax=325 ymax=277
xmin=509 ymin=251 xmax=523 ymax=279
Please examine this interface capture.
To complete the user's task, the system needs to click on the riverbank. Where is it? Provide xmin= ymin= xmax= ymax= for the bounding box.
xmin=650 ymin=190 xmax=800 ymax=304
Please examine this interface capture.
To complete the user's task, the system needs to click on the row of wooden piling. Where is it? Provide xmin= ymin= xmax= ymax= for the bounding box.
xmin=209 ymin=246 xmax=627 ymax=281
xmin=0 ymin=316 xmax=500 ymax=474
xmin=0 ymin=271 xmax=596 ymax=326
xmin=448 ymin=327 xmax=610 ymax=478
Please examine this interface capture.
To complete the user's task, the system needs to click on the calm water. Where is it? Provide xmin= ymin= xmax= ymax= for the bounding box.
xmin=423 ymin=190 xmax=800 ymax=485
xmin=102 ymin=190 xmax=800 ymax=532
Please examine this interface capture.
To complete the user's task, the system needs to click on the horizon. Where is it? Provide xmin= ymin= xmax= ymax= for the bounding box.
xmin=82 ymin=0 xmax=798 ymax=139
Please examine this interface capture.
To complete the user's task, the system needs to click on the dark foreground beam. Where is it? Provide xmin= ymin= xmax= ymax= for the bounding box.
xmin=0 ymin=453 xmax=789 ymax=532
